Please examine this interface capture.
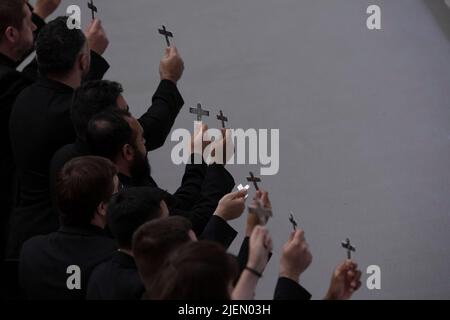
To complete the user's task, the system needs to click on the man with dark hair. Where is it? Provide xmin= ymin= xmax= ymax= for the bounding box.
xmin=0 ymin=0 xmax=62 ymax=299
xmin=0 ymin=0 xmax=60 ymax=267
xmin=71 ymin=80 xmax=126 ymax=142
xmin=7 ymin=16 xmax=110 ymax=259
xmin=85 ymin=110 xmax=236 ymax=235
xmin=50 ymin=62 xmax=185 ymax=195
xmin=86 ymin=186 xmax=173 ymax=300
xmin=132 ymin=216 xmax=196 ymax=295
xmin=19 ymin=156 xmax=119 ymax=300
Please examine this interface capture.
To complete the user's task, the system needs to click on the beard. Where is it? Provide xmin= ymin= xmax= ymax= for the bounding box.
xmin=130 ymin=149 xmax=152 ymax=186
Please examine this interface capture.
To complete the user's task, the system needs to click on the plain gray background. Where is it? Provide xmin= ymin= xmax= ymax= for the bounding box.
xmin=29 ymin=0 xmax=450 ymax=299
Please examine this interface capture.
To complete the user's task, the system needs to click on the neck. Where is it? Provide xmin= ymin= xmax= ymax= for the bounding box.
xmin=90 ymin=216 xmax=105 ymax=229
xmin=0 ymin=45 xmax=21 ymax=63
xmin=115 ymin=159 xmax=132 ymax=178
xmin=46 ymin=71 xmax=82 ymax=89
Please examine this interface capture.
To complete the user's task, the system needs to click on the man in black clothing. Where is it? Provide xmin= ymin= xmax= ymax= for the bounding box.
xmin=50 ymin=73 xmax=185 ymax=199
xmin=87 ymin=186 xmax=245 ymax=300
xmin=0 ymin=0 xmax=60 ymax=266
xmin=7 ymin=16 xmax=110 ymax=259
xmin=86 ymin=186 xmax=174 ymax=300
xmin=19 ymin=156 xmax=119 ymax=300
xmin=86 ymin=110 xmax=235 ymax=235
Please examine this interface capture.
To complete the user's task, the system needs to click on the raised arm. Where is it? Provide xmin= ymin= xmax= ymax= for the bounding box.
xmin=138 ymin=47 xmax=184 ymax=151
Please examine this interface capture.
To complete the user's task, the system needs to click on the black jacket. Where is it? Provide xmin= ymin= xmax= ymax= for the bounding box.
xmin=19 ymin=225 xmax=117 ymax=300
xmin=6 ymin=54 xmax=109 ymax=259
xmin=86 ymin=251 xmax=143 ymax=300
xmin=86 ymin=215 xmax=237 ymax=300
xmin=273 ymin=277 xmax=312 ymax=300
xmin=0 ymin=12 xmax=46 ymax=262
xmin=119 ymin=162 xmax=235 ymax=236
xmin=172 ymin=163 xmax=235 ymax=236
xmin=53 ymin=143 xmax=235 ymax=237
xmin=199 ymin=215 xmax=237 ymax=249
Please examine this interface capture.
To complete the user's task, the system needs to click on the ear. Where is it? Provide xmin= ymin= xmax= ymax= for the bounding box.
xmin=3 ymin=26 xmax=20 ymax=44
xmin=159 ymin=200 xmax=170 ymax=217
xmin=96 ymin=201 xmax=108 ymax=218
xmin=78 ymin=52 xmax=90 ymax=72
xmin=122 ymin=144 xmax=135 ymax=162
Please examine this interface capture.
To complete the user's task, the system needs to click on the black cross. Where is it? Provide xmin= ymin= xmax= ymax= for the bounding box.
xmin=341 ymin=238 xmax=356 ymax=259
xmin=247 ymin=172 xmax=261 ymax=191
xmin=189 ymin=103 xmax=210 ymax=121
xmin=88 ymin=0 xmax=97 ymax=20
xmin=158 ymin=25 xmax=173 ymax=47
xmin=289 ymin=212 xmax=298 ymax=231
xmin=217 ymin=110 xmax=228 ymax=128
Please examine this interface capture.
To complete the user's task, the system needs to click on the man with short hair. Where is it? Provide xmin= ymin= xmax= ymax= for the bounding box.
xmin=19 ymin=156 xmax=119 ymax=300
xmin=86 ymin=110 xmax=235 ymax=235
xmin=50 ymin=63 xmax=185 ymax=197
xmin=132 ymin=216 xmax=195 ymax=295
xmin=87 ymin=185 xmax=245 ymax=300
xmin=7 ymin=16 xmax=110 ymax=258
xmin=86 ymin=186 xmax=173 ymax=300
xmin=0 ymin=0 xmax=60 ymax=266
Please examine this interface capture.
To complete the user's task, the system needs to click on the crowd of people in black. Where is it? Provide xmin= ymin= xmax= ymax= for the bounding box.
xmin=0 ymin=0 xmax=362 ymax=300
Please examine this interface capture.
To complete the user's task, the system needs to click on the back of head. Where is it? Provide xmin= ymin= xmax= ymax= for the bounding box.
xmin=57 ymin=156 xmax=117 ymax=227
xmin=132 ymin=216 xmax=193 ymax=289
xmin=147 ymin=241 xmax=239 ymax=300
xmin=86 ymin=110 xmax=132 ymax=161
xmin=71 ymin=80 xmax=124 ymax=141
xmin=0 ymin=0 xmax=26 ymax=43
xmin=36 ymin=16 xmax=86 ymax=76
xmin=107 ymin=187 xmax=167 ymax=250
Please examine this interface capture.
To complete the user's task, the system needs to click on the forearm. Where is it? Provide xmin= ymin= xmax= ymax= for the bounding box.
xmin=139 ymin=80 xmax=184 ymax=151
xmin=173 ymin=153 xmax=207 ymax=209
xmin=231 ymin=270 xmax=259 ymax=300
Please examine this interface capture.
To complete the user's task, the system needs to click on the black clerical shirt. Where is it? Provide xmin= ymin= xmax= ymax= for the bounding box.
xmin=0 ymin=12 xmax=46 ymax=263
xmin=19 ymin=224 xmax=117 ymax=300
xmin=7 ymin=53 xmax=109 ymax=259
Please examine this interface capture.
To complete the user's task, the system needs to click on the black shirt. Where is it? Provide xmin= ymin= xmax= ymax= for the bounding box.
xmin=0 ymin=12 xmax=46 ymax=262
xmin=19 ymin=225 xmax=117 ymax=300
xmin=7 ymin=53 xmax=109 ymax=259
xmin=86 ymin=215 xmax=237 ymax=300
xmin=86 ymin=251 xmax=144 ymax=300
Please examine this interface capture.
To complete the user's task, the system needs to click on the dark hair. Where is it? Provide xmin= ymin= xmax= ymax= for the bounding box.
xmin=86 ymin=110 xmax=133 ymax=160
xmin=132 ymin=216 xmax=193 ymax=290
xmin=147 ymin=241 xmax=239 ymax=300
xmin=71 ymin=80 xmax=124 ymax=140
xmin=0 ymin=0 xmax=26 ymax=42
xmin=57 ymin=156 xmax=117 ymax=227
xmin=36 ymin=16 xmax=86 ymax=76
xmin=107 ymin=187 xmax=167 ymax=249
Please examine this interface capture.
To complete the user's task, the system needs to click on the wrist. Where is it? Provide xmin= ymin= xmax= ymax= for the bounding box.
xmin=245 ymin=224 xmax=258 ymax=237
xmin=90 ymin=47 xmax=106 ymax=56
xmin=244 ymin=266 xmax=263 ymax=278
xmin=161 ymin=76 xmax=178 ymax=85
xmin=33 ymin=7 xmax=50 ymax=20
xmin=213 ymin=209 xmax=226 ymax=221
xmin=246 ymin=261 xmax=264 ymax=274
xmin=279 ymin=269 xmax=301 ymax=283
